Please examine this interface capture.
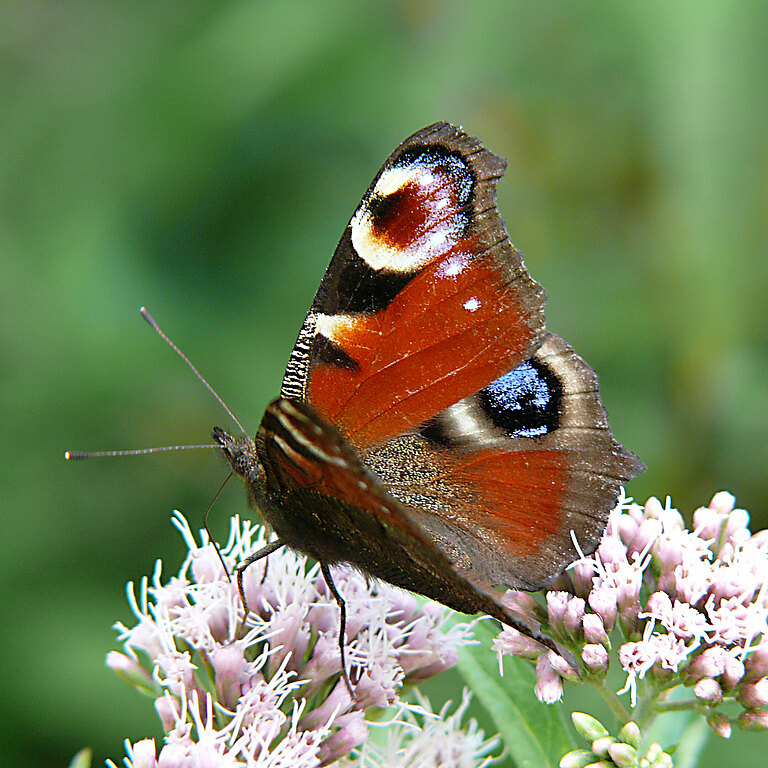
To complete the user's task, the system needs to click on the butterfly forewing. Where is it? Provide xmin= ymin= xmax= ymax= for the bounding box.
xmin=280 ymin=122 xmax=547 ymax=447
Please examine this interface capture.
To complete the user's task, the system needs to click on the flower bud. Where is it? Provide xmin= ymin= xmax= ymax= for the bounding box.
xmin=722 ymin=655 xmax=745 ymax=691
xmin=300 ymin=680 xmax=354 ymax=729
xmin=608 ymin=741 xmax=637 ymax=768
xmin=571 ymin=712 xmax=609 ymax=742
xmin=628 ymin=520 xmax=661 ymax=554
xmin=744 ymin=644 xmax=768 ymax=682
xmin=154 ymin=577 xmax=190 ymax=612
xmin=597 ymin=536 xmax=626 ymax=567
xmin=737 ymin=679 xmax=768 ymax=709
xmin=106 ymin=651 xmax=155 ymax=694
xmin=535 ymin=652 xmax=564 ymax=703
xmin=707 ymin=712 xmax=732 ymax=738
xmin=269 ymin=604 xmax=310 ymax=673
xmin=709 ymin=491 xmax=736 ymax=515
xmin=353 ymin=665 xmax=401 ymax=710
xmin=191 ymin=545 xmax=225 ymax=584
xmin=493 ymin=627 xmax=544 ymax=661
xmin=69 ymin=748 xmax=92 ymax=768
xmin=157 ymin=739 xmax=192 ymax=768
xmin=645 ymin=742 xmax=674 ymax=768
xmin=406 ymin=645 xmax=459 ymax=681
xmin=503 ymin=589 xmax=542 ymax=616
xmin=737 ymin=709 xmax=768 ymax=731
xmin=616 ymin=514 xmax=639 ymax=547
xmin=582 ymin=613 xmax=608 ymax=645
xmin=547 ymin=592 xmax=570 ymax=632
xmin=630 ymin=517 xmax=662 ymax=557
xmin=201 ymin=599 xmax=231 ymax=645
xmin=644 ymin=590 xmax=672 ymax=616
xmin=572 ymin=559 xmax=596 ymax=597
xmin=317 ymin=711 xmax=368 ymax=765
xmin=154 ymin=695 xmax=178 ymax=733
xmin=617 ymin=721 xmax=640 ymax=748
xmin=649 ymin=750 xmax=674 ymax=768
xmin=302 ymin=633 xmax=342 ymax=691
xmin=627 ymin=502 xmax=645 ymax=524
xmin=588 ymin=588 xmax=617 ymax=632
xmin=694 ymin=677 xmax=723 ymax=704
xmin=687 ymin=646 xmax=727 ymax=679
xmin=388 ymin=590 xmax=419 ymax=624
xmin=127 ymin=739 xmax=158 ymax=768
xmin=550 ymin=652 xmax=581 ymax=683
xmin=211 ymin=644 xmax=248 ymax=709
xmin=693 ymin=505 xmax=724 ymax=540
xmin=591 ymin=736 xmax=615 ymax=757
xmin=582 ymin=644 xmax=609 ymax=673
xmin=723 ymin=508 xmax=750 ymax=543
xmin=558 ymin=749 xmax=593 ymax=768
xmin=563 ymin=597 xmax=586 ymax=637
xmin=643 ymin=497 xmax=665 ymax=520
xmin=656 ymin=535 xmax=682 ymax=578
xmin=409 ymin=656 xmax=450 ymax=687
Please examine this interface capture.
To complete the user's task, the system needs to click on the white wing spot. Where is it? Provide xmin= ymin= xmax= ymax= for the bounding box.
xmin=438 ymin=252 xmax=470 ymax=278
xmin=463 ymin=297 xmax=480 ymax=312
xmin=350 ymin=161 xmax=469 ymax=273
xmin=315 ymin=313 xmax=357 ymax=343
xmin=418 ymin=171 xmax=435 ymax=186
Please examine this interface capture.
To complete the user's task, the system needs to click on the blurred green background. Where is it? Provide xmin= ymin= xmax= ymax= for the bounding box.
xmin=2 ymin=1 xmax=767 ymax=766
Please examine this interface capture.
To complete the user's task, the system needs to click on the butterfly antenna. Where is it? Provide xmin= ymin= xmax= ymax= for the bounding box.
xmin=204 ymin=472 xmax=234 ymax=581
xmin=65 ymin=444 xmax=218 ymax=461
xmin=140 ymin=306 xmax=247 ymax=435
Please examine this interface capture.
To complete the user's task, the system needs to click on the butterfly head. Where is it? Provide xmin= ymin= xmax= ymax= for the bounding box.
xmin=212 ymin=426 xmax=263 ymax=485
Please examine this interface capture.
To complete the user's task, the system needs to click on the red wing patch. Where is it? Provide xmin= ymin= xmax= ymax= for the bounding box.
xmin=446 ymin=448 xmax=569 ymax=556
xmin=308 ymin=250 xmax=539 ymax=447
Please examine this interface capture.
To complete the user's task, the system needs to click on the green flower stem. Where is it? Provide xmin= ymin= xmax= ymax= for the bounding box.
xmin=630 ymin=685 xmax=665 ymax=731
xmin=654 ymin=698 xmax=706 ymax=714
xmin=593 ymin=678 xmax=632 ymax=724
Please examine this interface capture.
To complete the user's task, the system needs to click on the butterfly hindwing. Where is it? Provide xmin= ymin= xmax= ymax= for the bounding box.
xmin=362 ymin=333 xmax=644 ymax=591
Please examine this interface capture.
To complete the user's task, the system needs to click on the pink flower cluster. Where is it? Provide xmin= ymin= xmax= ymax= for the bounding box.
xmin=108 ymin=512 xmax=476 ymax=767
xmin=494 ymin=492 xmax=768 ymax=736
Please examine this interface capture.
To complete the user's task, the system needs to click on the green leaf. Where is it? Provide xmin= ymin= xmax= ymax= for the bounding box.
xmin=457 ymin=622 xmax=574 ymax=768
xmin=672 ymin=715 xmax=710 ymax=768
xmin=67 ymin=748 xmax=92 ymax=768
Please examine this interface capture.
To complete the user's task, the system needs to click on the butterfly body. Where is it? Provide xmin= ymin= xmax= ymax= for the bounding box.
xmin=216 ymin=401 xmax=531 ymax=629
xmin=216 ymin=122 xmax=643 ymax=647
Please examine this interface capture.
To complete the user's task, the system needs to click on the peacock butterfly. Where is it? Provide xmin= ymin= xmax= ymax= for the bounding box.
xmin=214 ymin=122 xmax=644 ymax=676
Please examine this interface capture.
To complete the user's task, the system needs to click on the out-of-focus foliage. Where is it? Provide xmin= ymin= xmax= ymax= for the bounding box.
xmin=1 ymin=1 xmax=766 ymax=766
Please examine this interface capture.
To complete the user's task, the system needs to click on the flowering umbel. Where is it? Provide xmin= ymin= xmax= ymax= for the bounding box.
xmin=108 ymin=513 xmax=478 ymax=767
xmin=494 ymin=492 xmax=768 ymax=741
xmin=107 ymin=492 xmax=768 ymax=766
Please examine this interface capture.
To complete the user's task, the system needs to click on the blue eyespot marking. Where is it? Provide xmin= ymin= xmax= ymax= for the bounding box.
xmin=479 ymin=360 xmax=562 ymax=438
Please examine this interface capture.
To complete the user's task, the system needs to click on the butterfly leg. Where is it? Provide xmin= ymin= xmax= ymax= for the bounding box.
xmin=320 ymin=562 xmax=355 ymax=698
xmin=235 ymin=538 xmax=285 ymax=617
